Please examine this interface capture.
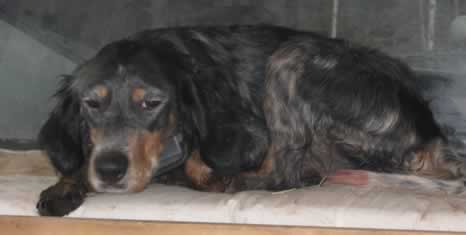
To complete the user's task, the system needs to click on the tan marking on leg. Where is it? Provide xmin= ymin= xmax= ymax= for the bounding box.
xmin=408 ymin=140 xmax=453 ymax=179
xmin=225 ymin=146 xmax=278 ymax=192
xmin=241 ymin=145 xmax=277 ymax=178
xmin=132 ymin=88 xmax=145 ymax=103
xmin=184 ymin=150 xmax=226 ymax=192
xmin=225 ymin=145 xmax=277 ymax=193
xmin=258 ymin=156 xmax=275 ymax=175
xmin=185 ymin=150 xmax=211 ymax=186
xmin=94 ymin=85 xmax=108 ymax=98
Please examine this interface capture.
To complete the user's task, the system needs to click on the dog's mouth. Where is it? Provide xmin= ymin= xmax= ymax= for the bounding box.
xmin=92 ymin=180 xmax=128 ymax=193
xmin=88 ymin=135 xmax=184 ymax=193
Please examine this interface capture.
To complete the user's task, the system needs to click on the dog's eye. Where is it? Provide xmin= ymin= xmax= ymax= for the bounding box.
xmin=83 ymin=98 xmax=100 ymax=109
xmin=141 ymin=99 xmax=161 ymax=110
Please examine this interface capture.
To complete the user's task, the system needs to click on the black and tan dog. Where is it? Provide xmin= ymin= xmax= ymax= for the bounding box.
xmin=37 ymin=25 xmax=466 ymax=216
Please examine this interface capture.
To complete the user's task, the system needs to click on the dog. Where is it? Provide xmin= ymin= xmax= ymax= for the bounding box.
xmin=36 ymin=25 xmax=466 ymax=216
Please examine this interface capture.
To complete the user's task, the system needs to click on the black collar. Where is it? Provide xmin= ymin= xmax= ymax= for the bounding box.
xmin=153 ymin=133 xmax=187 ymax=176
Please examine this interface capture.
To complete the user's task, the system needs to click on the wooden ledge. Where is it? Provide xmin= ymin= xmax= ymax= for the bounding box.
xmin=0 ymin=216 xmax=458 ymax=235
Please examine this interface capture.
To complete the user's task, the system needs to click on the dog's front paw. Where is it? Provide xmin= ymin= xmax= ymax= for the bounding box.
xmin=36 ymin=181 xmax=86 ymax=216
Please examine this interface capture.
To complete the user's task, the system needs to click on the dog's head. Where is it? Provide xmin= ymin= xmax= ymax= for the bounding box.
xmin=63 ymin=39 xmax=202 ymax=193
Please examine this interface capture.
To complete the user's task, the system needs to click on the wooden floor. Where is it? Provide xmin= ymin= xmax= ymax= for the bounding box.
xmin=0 ymin=216 xmax=459 ymax=235
xmin=0 ymin=149 xmax=54 ymax=176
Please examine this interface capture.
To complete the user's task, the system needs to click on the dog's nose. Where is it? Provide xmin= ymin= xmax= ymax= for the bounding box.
xmin=95 ymin=151 xmax=128 ymax=183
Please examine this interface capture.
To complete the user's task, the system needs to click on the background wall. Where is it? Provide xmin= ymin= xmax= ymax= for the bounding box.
xmin=0 ymin=20 xmax=75 ymax=147
xmin=0 ymin=0 xmax=465 ymax=148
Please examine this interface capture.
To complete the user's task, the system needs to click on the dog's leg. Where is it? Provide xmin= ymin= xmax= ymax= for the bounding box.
xmin=225 ymin=144 xmax=323 ymax=193
xmin=403 ymin=139 xmax=466 ymax=179
xmin=184 ymin=150 xmax=230 ymax=192
xmin=36 ymin=170 xmax=90 ymax=216
xmin=223 ymin=151 xmax=276 ymax=193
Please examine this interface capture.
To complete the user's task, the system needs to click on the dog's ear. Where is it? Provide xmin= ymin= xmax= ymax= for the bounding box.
xmin=39 ymin=75 xmax=87 ymax=176
xmin=175 ymin=50 xmax=209 ymax=141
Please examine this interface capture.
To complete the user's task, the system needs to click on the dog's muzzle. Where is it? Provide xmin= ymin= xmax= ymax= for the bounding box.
xmin=94 ymin=150 xmax=129 ymax=184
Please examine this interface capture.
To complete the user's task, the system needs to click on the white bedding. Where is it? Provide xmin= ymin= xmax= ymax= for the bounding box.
xmin=2 ymin=175 xmax=466 ymax=232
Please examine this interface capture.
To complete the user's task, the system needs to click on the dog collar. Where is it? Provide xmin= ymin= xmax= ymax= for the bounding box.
xmin=153 ymin=134 xmax=186 ymax=176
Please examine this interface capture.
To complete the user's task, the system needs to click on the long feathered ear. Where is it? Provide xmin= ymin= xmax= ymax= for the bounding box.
xmin=175 ymin=50 xmax=208 ymax=141
xmin=38 ymin=75 xmax=87 ymax=176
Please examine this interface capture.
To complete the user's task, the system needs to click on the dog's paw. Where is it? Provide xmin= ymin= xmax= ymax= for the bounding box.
xmin=36 ymin=182 xmax=86 ymax=217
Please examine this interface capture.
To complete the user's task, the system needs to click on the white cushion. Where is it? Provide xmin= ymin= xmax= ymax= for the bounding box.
xmin=1 ymin=175 xmax=466 ymax=232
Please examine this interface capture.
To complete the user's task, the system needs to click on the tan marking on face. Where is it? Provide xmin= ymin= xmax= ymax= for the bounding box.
xmin=88 ymin=128 xmax=103 ymax=191
xmin=126 ymin=130 xmax=165 ymax=192
xmin=124 ymin=108 xmax=179 ymax=192
xmin=124 ymin=110 xmax=178 ymax=192
xmin=132 ymin=88 xmax=146 ymax=103
xmin=94 ymin=85 xmax=108 ymax=98
xmin=89 ymin=128 xmax=104 ymax=145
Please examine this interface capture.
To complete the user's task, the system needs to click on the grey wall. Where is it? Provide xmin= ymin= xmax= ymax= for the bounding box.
xmin=0 ymin=20 xmax=75 ymax=142
xmin=2 ymin=0 xmax=464 ymax=56
xmin=0 ymin=0 xmax=464 ymax=147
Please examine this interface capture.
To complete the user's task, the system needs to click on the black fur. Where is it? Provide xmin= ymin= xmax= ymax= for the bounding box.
xmin=37 ymin=25 xmax=466 ymax=216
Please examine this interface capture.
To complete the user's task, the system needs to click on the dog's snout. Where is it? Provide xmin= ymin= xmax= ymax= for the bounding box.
xmin=95 ymin=151 xmax=128 ymax=183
